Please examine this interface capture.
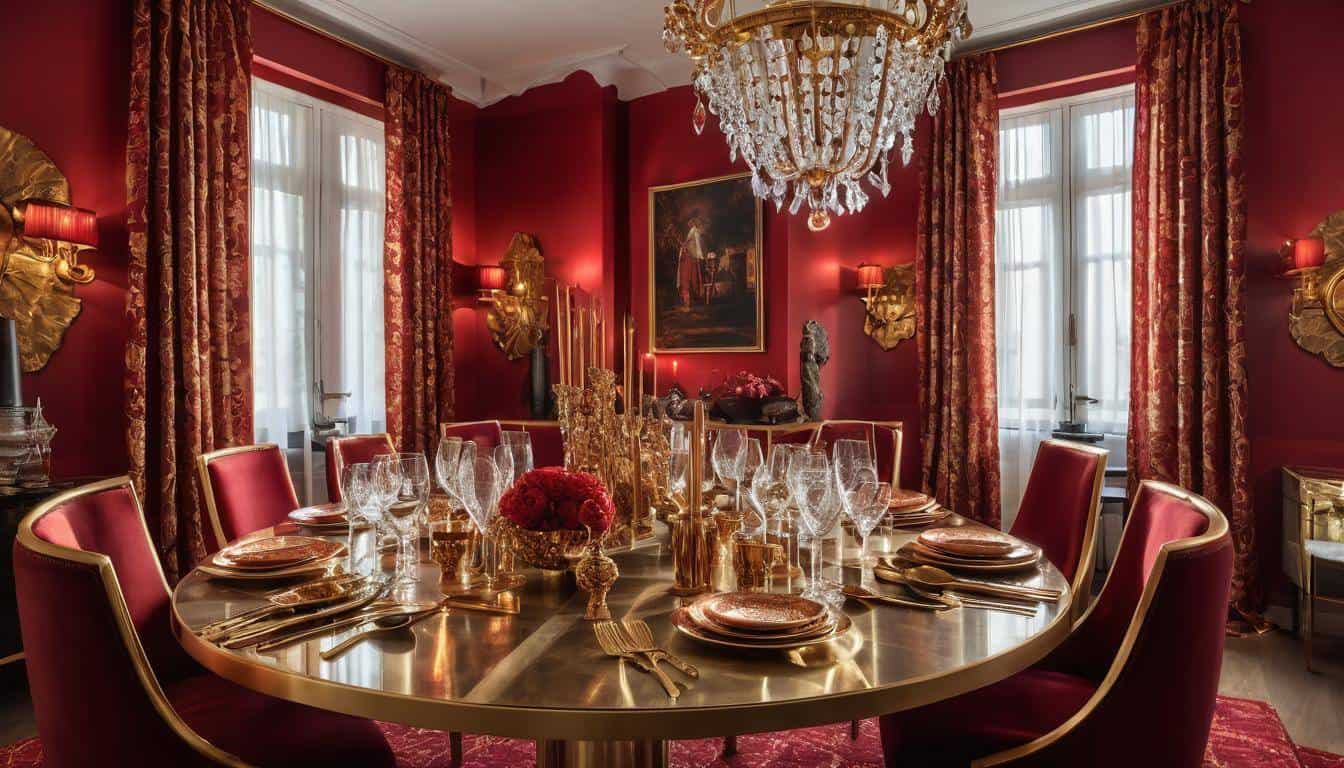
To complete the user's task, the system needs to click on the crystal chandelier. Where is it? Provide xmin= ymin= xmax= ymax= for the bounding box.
xmin=664 ymin=0 xmax=972 ymax=231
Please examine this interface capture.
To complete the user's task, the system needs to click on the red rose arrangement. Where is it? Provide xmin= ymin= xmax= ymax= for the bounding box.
xmin=498 ymin=467 xmax=615 ymax=534
xmin=715 ymin=370 xmax=785 ymax=401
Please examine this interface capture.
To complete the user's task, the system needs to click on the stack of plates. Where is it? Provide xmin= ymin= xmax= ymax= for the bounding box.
xmin=671 ymin=592 xmax=850 ymax=650
xmin=198 ymin=536 xmax=346 ymax=581
xmin=896 ymin=527 xmax=1041 ymax=573
xmin=288 ymin=503 xmax=348 ymax=531
xmin=886 ymin=490 xmax=948 ymax=528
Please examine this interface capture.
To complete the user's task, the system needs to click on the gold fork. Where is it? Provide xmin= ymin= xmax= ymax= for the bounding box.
xmin=594 ymin=622 xmax=679 ymax=698
xmin=619 ymin=620 xmax=699 ymax=680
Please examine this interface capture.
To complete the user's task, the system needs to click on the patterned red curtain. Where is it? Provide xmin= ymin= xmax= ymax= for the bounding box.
xmin=125 ymin=0 xmax=253 ymax=580
xmin=1130 ymin=0 xmax=1262 ymax=628
xmin=916 ymin=54 xmax=1001 ymax=528
xmin=384 ymin=67 xmax=455 ymax=453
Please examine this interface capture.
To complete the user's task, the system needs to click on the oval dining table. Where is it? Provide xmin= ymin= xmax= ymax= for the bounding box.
xmin=171 ymin=515 xmax=1073 ymax=768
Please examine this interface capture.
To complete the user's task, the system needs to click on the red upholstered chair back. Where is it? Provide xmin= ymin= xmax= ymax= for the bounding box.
xmin=198 ymin=444 xmax=300 ymax=550
xmin=325 ymin=433 xmax=396 ymax=502
xmin=440 ymin=420 xmax=504 ymax=451
xmin=982 ymin=481 xmax=1231 ymax=768
xmin=500 ymin=421 xmax=565 ymax=468
xmin=1008 ymin=440 xmax=1106 ymax=608
xmin=14 ymin=478 xmax=244 ymax=767
xmin=815 ymin=420 xmax=904 ymax=487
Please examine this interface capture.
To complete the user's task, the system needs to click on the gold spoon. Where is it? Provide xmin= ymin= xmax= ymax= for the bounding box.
xmin=842 ymin=584 xmax=948 ymax=611
xmin=901 ymin=563 xmax=1061 ymax=601
xmin=320 ymin=608 xmax=440 ymax=660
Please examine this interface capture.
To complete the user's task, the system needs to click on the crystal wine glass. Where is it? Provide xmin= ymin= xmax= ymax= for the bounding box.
xmin=739 ymin=438 xmax=765 ymax=536
xmin=788 ymin=450 xmax=837 ymax=601
xmin=379 ymin=454 xmax=430 ymax=587
xmin=846 ymin=481 xmax=892 ymax=573
xmin=342 ymin=462 xmax=377 ymax=577
xmin=711 ymin=429 xmax=747 ymax=510
xmin=493 ymin=444 xmax=515 ymax=491
xmin=434 ymin=436 xmax=463 ymax=508
xmin=833 ymin=438 xmax=877 ymax=495
xmin=457 ymin=455 xmax=502 ymax=591
xmin=501 ymin=430 xmax=534 ymax=477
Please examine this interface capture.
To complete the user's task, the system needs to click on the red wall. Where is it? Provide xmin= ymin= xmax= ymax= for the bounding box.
xmin=459 ymin=73 xmax=620 ymax=420
xmin=1241 ymin=0 xmax=1344 ymax=596
xmin=0 ymin=0 xmax=133 ymax=479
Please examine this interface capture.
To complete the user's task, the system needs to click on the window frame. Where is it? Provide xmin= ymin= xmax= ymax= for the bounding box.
xmin=997 ymin=83 xmax=1135 ymax=433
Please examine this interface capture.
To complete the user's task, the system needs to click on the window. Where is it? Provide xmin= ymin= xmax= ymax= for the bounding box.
xmin=995 ymin=86 xmax=1134 ymax=526
xmin=250 ymin=79 xmax=386 ymax=503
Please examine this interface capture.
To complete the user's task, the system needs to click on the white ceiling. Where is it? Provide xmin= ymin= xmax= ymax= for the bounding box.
xmin=265 ymin=0 xmax=1164 ymax=106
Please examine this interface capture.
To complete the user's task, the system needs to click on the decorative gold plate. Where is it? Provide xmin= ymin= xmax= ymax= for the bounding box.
xmin=918 ymin=528 xmax=1017 ymax=558
xmin=671 ymin=606 xmax=852 ymax=650
xmin=895 ymin=542 xmax=1042 ymax=573
xmin=687 ymin=602 xmax=835 ymax=642
xmin=889 ymin=489 xmax=934 ymax=510
xmin=213 ymin=536 xmax=343 ymax=570
xmin=698 ymin=591 xmax=826 ymax=631
xmin=288 ymin=504 xmax=347 ymax=527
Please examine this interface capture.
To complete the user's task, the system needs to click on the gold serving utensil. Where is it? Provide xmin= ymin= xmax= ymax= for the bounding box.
xmin=200 ymin=574 xmax=372 ymax=641
xmin=219 ymin=579 xmax=390 ymax=649
xmin=319 ymin=607 xmax=443 ymax=661
xmin=900 ymin=563 xmax=1062 ymax=602
xmin=594 ymin=621 xmax=679 ymax=698
xmin=253 ymin=604 xmax=423 ymax=652
xmin=876 ymin=568 xmax=1039 ymax=617
xmin=619 ymin=619 xmax=699 ymax=679
xmin=442 ymin=591 xmax=520 ymax=615
xmin=841 ymin=584 xmax=948 ymax=611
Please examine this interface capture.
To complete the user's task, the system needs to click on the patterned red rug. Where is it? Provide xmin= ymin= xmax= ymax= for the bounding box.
xmin=1 ymin=696 xmax=1339 ymax=767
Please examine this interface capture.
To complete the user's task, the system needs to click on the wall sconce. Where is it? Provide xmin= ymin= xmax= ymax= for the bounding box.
xmin=481 ymin=233 xmax=549 ymax=361
xmin=855 ymin=262 xmax=915 ymax=350
xmin=0 ymin=125 xmax=97 ymax=372
xmin=1284 ymin=221 xmax=1344 ymax=368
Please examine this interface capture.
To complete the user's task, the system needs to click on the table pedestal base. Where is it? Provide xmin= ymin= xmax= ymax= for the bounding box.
xmin=536 ymin=738 xmax=668 ymax=768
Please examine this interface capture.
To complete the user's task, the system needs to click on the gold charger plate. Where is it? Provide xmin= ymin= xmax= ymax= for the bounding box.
xmin=196 ymin=557 xmax=343 ymax=582
xmin=289 ymin=504 xmax=347 ymax=527
xmin=699 ymin=591 xmax=827 ymax=631
xmin=918 ymin=527 xmax=1017 ymax=558
xmin=896 ymin=542 xmax=1042 ymax=573
xmin=686 ymin=601 xmax=835 ymax=642
xmin=887 ymin=507 xmax=950 ymax=528
xmin=671 ymin=607 xmax=852 ymax=651
xmin=213 ymin=536 xmax=342 ymax=570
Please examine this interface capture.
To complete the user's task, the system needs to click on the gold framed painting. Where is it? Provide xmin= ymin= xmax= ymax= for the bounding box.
xmin=648 ymin=172 xmax=763 ymax=353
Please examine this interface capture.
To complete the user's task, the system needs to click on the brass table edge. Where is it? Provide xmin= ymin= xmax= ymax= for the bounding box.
xmin=171 ymin=576 xmax=1073 ymax=742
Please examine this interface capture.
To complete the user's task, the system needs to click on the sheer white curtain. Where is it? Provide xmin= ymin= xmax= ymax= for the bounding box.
xmin=251 ymin=87 xmax=311 ymax=447
xmin=996 ymin=109 xmax=1065 ymax=530
xmin=1071 ymin=94 xmax=1134 ymax=441
xmin=318 ymin=113 xmax=385 ymax=434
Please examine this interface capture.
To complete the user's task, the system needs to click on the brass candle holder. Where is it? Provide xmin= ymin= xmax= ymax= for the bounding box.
xmin=670 ymin=400 xmax=714 ymax=596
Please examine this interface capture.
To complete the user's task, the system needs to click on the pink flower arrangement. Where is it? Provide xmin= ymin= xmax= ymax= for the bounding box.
xmin=498 ymin=467 xmax=615 ymax=534
xmin=716 ymin=370 xmax=785 ymax=401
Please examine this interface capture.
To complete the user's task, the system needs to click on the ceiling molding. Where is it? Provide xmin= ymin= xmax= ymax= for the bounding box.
xmin=266 ymin=0 xmax=1165 ymax=108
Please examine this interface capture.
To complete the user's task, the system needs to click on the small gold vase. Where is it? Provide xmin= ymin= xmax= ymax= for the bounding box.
xmin=502 ymin=519 xmax=590 ymax=571
xmin=574 ymin=531 xmax=618 ymax=621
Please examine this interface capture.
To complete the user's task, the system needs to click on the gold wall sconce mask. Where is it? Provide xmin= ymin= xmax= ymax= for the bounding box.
xmin=1286 ymin=211 xmax=1344 ymax=367
xmin=481 ymin=232 xmax=550 ymax=360
xmin=0 ymin=126 xmax=97 ymax=372
xmin=855 ymin=263 xmax=915 ymax=351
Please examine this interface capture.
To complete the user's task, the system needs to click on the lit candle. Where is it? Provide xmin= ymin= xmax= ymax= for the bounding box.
xmin=673 ymin=359 xmax=679 ymax=383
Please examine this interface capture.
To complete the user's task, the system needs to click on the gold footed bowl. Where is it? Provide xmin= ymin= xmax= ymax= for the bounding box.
xmin=501 ymin=520 xmax=590 ymax=571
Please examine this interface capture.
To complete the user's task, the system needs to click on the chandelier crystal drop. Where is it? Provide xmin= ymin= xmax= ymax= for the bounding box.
xmin=664 ymin=0 xmax=972 ymax=231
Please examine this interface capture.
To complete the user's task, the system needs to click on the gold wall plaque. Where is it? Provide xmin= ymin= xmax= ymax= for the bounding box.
xmin=484 ymin=232 xmax=549 ymax=360
xmin=1289 ymin=211 xmax=1344 ymax=367
xmin=861 ymin=264 xmax=915 ymax=351
xmin=0 ymin=126 xmax=83 ymax=372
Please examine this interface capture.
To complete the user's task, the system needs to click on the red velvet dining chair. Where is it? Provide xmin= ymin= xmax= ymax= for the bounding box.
xmin=198 ymin=443 xmax=300 ymax=550
xmin=815 ymin=420 xmax=905 ymax=488
xmin=1009 ymin=439 xmax=1107 ymax=618
xmin=440 ymin=419 xmax=504 ymax=450
xmin=878 ymin=480 xmax=1233 ymax=768
xmin=13 ymin=477 xmax=396 ymax=768
xmin=325 ymin=432 xmax=396 ymax=502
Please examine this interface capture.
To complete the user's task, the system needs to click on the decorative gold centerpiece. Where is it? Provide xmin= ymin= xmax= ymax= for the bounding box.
xmin=574 ymin=536 xmax=619 ymax=621
xmin=482 ymin=232 xmax=549 ymax=360
xmin=497 ymin=467 xmax=613 ymax=573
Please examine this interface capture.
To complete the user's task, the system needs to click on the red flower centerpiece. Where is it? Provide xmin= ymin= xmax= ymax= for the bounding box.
xmin=712 ymin=370 xmax=788 ymax=423
xmin=498 ymin=468 xmax=615 ymax=570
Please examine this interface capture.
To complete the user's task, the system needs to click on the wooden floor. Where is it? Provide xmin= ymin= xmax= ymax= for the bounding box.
xmin=0 ymin=630 xmax=1340 ymax=755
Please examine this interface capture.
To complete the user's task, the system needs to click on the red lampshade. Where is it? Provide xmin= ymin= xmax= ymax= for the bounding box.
xmin=21 ymin=201 xmax=98 ymax=247
xmin=478 ymin=265 xmax=508 ymax=292
xmin=856 ymin=263 xmax=885 ymax=291
xmin=1293 ymin=237 xmax=1326 ymax=270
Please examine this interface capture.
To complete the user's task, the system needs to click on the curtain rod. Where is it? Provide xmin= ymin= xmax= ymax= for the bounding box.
xmin=251 ymin=0 xmax=405 ymax=71
xmin=957 ymin=0 xmax=1250 ymax=57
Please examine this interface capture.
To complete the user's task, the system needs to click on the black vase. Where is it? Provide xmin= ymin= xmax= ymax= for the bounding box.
xmin=529 ymin=344 xmax=550 ymax=419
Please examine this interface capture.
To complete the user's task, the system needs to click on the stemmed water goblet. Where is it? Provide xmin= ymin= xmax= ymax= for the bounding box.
xmin=457 ymin=455 xmax=503 ymax=592
xmin=434 ymin=437 xmax=464 ymax=508
xmin=342 ymin=462 xmax=377 ymax=577
xmin=377 ymin=453 xmax=430 ymax=588
xmin=501 ymin=430 xmax=534 ymax=478
xmin=711 ymin=429 xmax=747 ymax=511
xmin=493 ymin=444 xmax=515 ymax=490
xmin=738 ymin=438 xmax=765 ymax=537
xmin=788 ymin=450 xmax=838 ymax=603
xmin=843 ymin=480 xmax=892 ymax=577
